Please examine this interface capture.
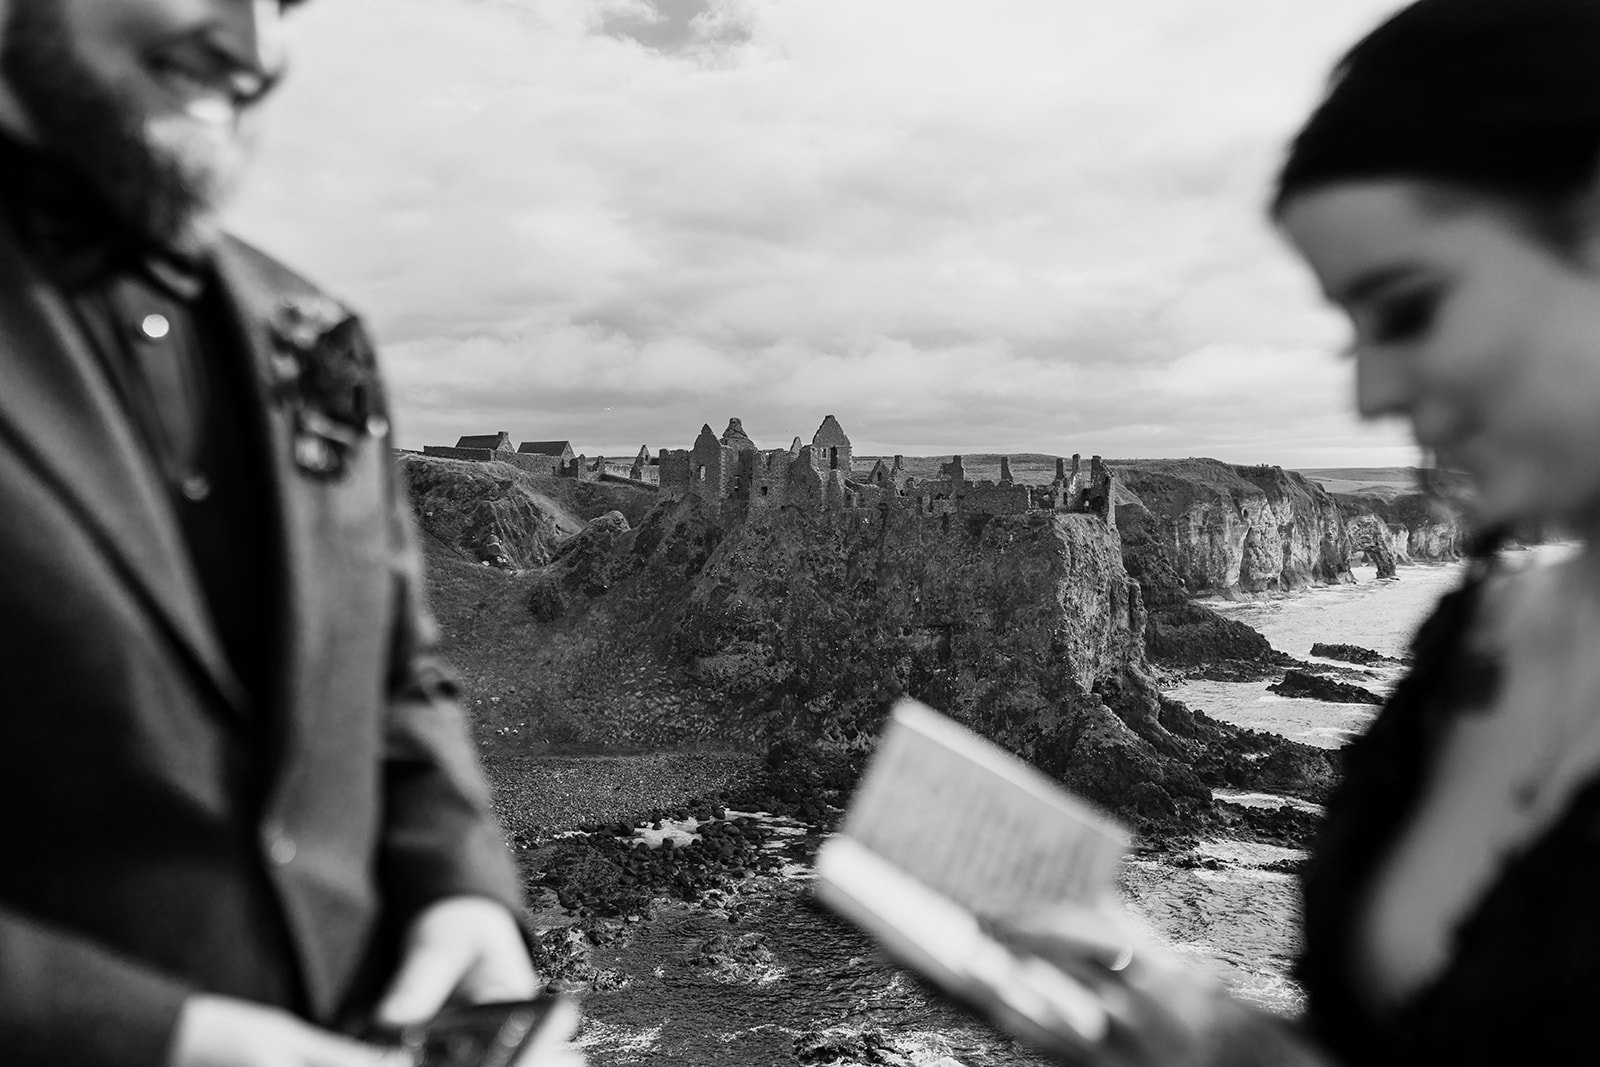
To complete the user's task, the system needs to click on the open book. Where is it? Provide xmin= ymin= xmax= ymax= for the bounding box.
xmin=813 ymin=699 xmax=1131 ymax=1048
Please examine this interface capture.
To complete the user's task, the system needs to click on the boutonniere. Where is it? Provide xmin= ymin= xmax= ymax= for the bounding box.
xmin=268 ymin=295 xmax=389 ymax=480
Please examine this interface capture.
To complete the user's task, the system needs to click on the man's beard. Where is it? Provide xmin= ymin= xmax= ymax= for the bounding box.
xmin=0 ymin=0 xmax=252 ymax=253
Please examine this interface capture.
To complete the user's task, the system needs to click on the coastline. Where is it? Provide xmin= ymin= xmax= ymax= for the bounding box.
xmin=482 ymin=557 xmax=1496 ymax=1061
xmin=490 ymin=728 xmax=1324 ymax=1063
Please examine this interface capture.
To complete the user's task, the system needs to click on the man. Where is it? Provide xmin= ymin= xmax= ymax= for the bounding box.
xmin=0 ymin=2 xmax=559 ymax=1063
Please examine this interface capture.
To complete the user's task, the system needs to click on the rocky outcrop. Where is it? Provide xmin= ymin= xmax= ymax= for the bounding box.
xmin=1335 ymin=490 xmax=1463 ymax=561
xmin=661 ymin=505 xmax=1185 ymax=802
xmin=1269 ymin=669 xmax=1383 ymax=705
xmin=400 ymin=453 xmax=659 ymax=570
xmin=1345 ymin=513 xmax=1401 ymax=578
xmin=1113 ymin=460 xmax=1354 ymax=597
xmin=1310 ymin=643 xmax=1403 ymax=666
xmin=399 ymin=454 xmax=577 ymax=568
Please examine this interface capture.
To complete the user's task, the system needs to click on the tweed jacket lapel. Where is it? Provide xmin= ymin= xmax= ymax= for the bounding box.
xmin=208 ymin=239 xmax=333 ymax=740
xmin=0 ymin=222 xmax=248 ymax=714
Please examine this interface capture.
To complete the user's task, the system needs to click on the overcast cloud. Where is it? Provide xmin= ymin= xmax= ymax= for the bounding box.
xmin=230 ymin=0 xmax=1415 ymax=468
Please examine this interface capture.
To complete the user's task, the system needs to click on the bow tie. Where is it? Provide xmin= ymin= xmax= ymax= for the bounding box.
xmin=0 ymin=134 xmax=207 ymax=302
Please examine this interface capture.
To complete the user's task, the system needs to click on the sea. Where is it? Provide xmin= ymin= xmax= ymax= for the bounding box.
xmin=576 ymin=551 xmax=1567 ymax=1065
xmin=1123 ymin=559 xmax=1472 ymax=1022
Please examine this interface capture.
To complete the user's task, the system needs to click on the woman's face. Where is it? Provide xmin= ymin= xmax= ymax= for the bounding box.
xmin=1282 ymin=180 xmax=1600 ymax=532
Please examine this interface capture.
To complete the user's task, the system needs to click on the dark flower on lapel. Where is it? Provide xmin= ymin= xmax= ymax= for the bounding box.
xmin=268 ymin=295 xmax=388 ymax=480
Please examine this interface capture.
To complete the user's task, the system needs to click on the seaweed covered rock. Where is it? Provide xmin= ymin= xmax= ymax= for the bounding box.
xmin=1269 ymin=669 xmax=1384 ymax=705
xmin=1310 ymin=642 xmax=1404 ymax=666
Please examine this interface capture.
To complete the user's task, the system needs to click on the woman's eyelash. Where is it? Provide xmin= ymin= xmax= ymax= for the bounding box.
xmin=1369 ymin=292 xmax=1438 ymax=343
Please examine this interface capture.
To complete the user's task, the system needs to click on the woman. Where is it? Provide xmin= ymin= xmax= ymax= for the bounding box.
xmin=998 ymin=1 xmax=1600 ymax=1064
xmin=1278 ymin=0 xmax=1600 ymax=1060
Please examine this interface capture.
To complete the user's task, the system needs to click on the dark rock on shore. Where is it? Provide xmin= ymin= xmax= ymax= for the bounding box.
xmin=527 ymin=742 xmax=858 ymax=920
xmin=1142 ymin=602 xmax=1292 ymax=681
xmin=1294 ymin=659 xmax=1379 ymax=682
xmin=524 ymin=919 xmax=631 ymax=994
xmin=691 ymin=931 xmax=776 ymax=982
xmin=1234 ymin=802 xmax=1324 ymax=850
xmin=1157 ymin=699 xmax=1339 ymax=806
xmin=1269 ymin=669 xmax=1384 ymax=705
xmin=795 ymin=1027 xmax=921 ymax=1066
xmin=1310 ymin=642 xmax=1404 ymax=667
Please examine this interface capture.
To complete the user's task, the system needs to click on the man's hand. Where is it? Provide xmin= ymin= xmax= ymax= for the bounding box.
xmin=169 ymin=995 xmax=404 ymax=1067
xmin=374 ymin=896 xmax=540 ymax=1027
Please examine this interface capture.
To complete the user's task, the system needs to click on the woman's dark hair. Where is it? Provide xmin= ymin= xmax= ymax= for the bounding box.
xmin=1274 ymin=0 xmax=1600 ymax=222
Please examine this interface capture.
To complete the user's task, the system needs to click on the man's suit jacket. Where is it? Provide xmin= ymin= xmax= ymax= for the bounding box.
xmin=0 ymin=221 xmax=522 ymax=1065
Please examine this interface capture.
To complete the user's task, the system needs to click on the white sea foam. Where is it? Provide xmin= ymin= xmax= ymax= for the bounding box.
xmin=1194 ymin=839 xmax=1308 ymax=867
xmin=573 ymin=1021 xmax=663 ymax=1056
xmin=1213 ymin=790 xmax=1324 ymax=814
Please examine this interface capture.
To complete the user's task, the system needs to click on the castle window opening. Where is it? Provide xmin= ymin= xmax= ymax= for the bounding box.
xmin=696 ymin=465 xmax=705 ymax=482
xmin=760 ymin=486 xmax=769 ymax=497
xmin=830 ymin=447 xmax=838 ymax=470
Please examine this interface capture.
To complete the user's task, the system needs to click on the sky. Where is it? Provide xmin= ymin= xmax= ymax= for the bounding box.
xmin=231 ymin=0 xmax=1418 ymax=468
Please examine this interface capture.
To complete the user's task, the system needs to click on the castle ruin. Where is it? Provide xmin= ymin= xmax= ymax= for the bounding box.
xmin=657 ymin=415 xmax=1115 ymax=527
xmin=418 ymin=416 xmax=1114 ymax=524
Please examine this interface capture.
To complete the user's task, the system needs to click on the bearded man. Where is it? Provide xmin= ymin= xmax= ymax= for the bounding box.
xmin=0 ymin=2 xmax=559 ymax=1064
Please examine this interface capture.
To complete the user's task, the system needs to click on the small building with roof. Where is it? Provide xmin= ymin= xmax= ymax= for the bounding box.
xmin=455 ymin=432 xmax=514 ymax=452
xmin=518 ymin=441 xmax=576 ymax=463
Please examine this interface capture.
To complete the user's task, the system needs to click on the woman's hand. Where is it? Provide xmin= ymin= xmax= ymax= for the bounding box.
xmin=984 ymin=904 xmax=1329 ymax=1067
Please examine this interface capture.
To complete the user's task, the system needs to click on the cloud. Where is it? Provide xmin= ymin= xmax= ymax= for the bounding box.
xmin=230 ymin=0 xmax=1414 ymax=469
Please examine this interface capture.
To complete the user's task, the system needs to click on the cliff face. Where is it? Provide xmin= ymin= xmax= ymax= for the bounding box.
xmin=1334 ymin=490 xmax=1462 ymax=561
xmin=1111 ymin=460 xmax=1354 ymax=597
xmin=669 ymin=506 xmax=1152 ymax=732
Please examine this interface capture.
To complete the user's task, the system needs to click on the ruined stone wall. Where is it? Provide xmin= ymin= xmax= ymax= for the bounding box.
xmin=823 ymin=470 xmax=847 ymax=510
xmin=598 ymin=472 xmax=660 ymax=492
xmin=915 ymin=479 xmax=962 ymax=517
xmin=1087 ymin=458 xmax=1116 ymax=529
xmin=961 ymin=480 xmax=1033 ymax=515
xmin=422 ymin=446 xmax=497 ymax=463
xmin=503 ymin=453 xmax=563 ymax=477
xmin=786 ymin=448 xmax=827 ymax=511
xmin=688 ymin=428 xmax=730 ymax=510
xmin=853 ymin=480 xmax=913 ymax=513
xmin=812 ymin=415 xmax=853 ymax=477
xmin=659 ymin=450 xmax=691 ymax=498
xmin=741 ymin=449 xmax=796 ymax=514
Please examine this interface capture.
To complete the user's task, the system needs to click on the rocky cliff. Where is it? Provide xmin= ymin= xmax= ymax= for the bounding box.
xmin=1111 ymin=459 xmax=1354 ymax=596
xmin=404 ymin=455 xmax=1334 ymax=832
xmin=1334 ymin=490 xmax=1463 ymax=561
xmin=397 ymin=454 xmax=656 ymax=568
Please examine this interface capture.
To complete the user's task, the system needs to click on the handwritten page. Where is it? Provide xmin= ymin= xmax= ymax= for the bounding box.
xmin=838 ymin=699 xmax=1128 ymax=918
